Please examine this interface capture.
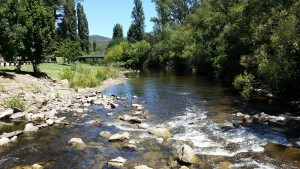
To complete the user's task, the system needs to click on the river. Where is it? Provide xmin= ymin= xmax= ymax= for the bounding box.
xmin=0 ymin=70 xmax=299 ymax=168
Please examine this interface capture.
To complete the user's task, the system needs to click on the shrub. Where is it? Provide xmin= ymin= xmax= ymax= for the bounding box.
xmin=4 ymin=96 xmax=26 ymax=111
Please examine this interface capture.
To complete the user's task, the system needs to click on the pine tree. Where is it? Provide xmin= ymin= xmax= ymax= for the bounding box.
xmin=112 ymin=23 xmax=123 ymax=39
xmin=60 ymin=0 xmax=77 ymax=41
xmin=128 ymin=0 xmax=145 ymax=42
xmin=77 ymin=3 xmax=90 ymax=53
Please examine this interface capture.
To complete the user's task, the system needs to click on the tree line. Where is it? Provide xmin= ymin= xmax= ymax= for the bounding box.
xmin=105 ymin=0 xmax=300 ymax=99
xmin=0 ymin=0 xmax=90 ymax=73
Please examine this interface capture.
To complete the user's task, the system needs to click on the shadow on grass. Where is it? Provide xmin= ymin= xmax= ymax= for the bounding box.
xmin=0 ymin=69 xmax=50 ymax=79
xmin=0 ymin=71 xmax=16 ymax=79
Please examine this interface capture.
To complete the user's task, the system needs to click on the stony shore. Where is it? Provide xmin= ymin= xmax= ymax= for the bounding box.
xmin=0 ymin=72 xmax=127 ymax=144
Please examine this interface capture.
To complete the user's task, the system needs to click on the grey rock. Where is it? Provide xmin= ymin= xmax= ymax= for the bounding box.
xmin=109 ymin=132 xmax=130 ymax=142
xmin=0 ymin=130 xmax=23 ymax=139
xmin=177 ymin=144 xmax=199 ymax=164
xmin=108 ymin=157 xmax=126 ymax=167
xmin=99 ymin=131 xmax=112 ymax=138
xmin=24 ymin=123 xmax=39 ymax=132
xmin=10 ymin=112 xmax=27 ymax=120
xmin=149 ymin=128 xmax=172 ymax=140
xmin=68 ymin=138 xmax=86 ymax=148
xmin=120 ymin=114 xmax=143 ymax=124
xmin=0 ymin=109 xmax=13 ymax=119
xmin=0 ymin=138 xmax=10 ymax=146
xmin=134 ymin=165 xmax=153 ymax=169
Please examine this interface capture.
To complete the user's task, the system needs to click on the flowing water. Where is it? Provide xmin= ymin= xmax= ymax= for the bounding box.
xmin=0 ymin=70 xmax=299 ymax=169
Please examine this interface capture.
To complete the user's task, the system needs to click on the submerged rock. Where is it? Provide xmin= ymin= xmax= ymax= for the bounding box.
xmin=149 ymin=128 xmax=172 ymax=140
xmin=108 ymin=156 xmax=126 ymax=167
xmin=99 ymin=131 xmax=112 ymax=138
xmin=0 ymin=108 xmax=14 ymax=119
xmin=134 ymin=165 xmax=153 ymax=169
xmin=177 ymin=144 xmax=199 ymax=164
xmin=123 ymin=144 xmax=138 ymax=150
xmin=24 ymin=123 xmax=39 ymax=132
xmin=109 ymin=132 xmax=130 ymax=142
xmin=68 ymin=138 xmax=86 ymax=148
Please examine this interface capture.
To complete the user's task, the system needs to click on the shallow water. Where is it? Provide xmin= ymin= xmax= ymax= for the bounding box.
xmin=0 ymin=70 xmax=299 ymax=169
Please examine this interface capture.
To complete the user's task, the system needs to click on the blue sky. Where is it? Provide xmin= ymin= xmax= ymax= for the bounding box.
xmin=81 ymin=0 xmax=156 ymax=38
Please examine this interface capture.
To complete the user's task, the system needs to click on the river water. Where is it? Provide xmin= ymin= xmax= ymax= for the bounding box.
xmin=0 ymin=70 xmax=299 ymax=169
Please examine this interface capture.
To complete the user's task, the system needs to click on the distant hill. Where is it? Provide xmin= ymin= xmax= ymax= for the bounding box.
xmin=90 ymin=35 xmax=111 ymax=42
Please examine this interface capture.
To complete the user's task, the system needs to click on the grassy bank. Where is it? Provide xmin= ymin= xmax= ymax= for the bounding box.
xmin=0 ymin=61 xmax=119 ymax=90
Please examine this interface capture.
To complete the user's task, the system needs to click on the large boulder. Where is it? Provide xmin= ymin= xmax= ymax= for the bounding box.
xmin=108 ymin=157 xmax=126 ymax=167
xmin=24 ymin=123 xmax=39 ymax=132
xmin=177 ymin=144 xmax=199 ymax=164
xmin=0 ymin=109 xmax=14 ymax=119
xmin=68 ymin=138 xmax=86 ymax=148
xmin=134 ymin=165 xmax=153 ymax=169
xmin=109 ymin=132 xmax=130 ymax=142
xmin=149 ymin=128 xmax=172 ymax=140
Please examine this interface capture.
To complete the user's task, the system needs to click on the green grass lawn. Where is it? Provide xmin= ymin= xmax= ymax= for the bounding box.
xmin=0 ymin=60 xmax=118 ymax=90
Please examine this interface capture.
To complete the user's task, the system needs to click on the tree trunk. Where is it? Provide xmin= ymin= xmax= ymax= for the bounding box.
xmin=32 ymin=62 xmax=40 ymax=74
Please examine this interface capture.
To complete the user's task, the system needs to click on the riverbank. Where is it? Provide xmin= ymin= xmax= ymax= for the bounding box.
xmin=0 ymin=66 xmax=127 ymax=145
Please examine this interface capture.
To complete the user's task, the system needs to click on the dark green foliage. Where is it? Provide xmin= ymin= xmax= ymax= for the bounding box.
xmin=112 ymin=24 xmax=124 ymax=39
xmin=60 ymin=0 xmax=77 ymax=41
xmin=77 ymin=3 xmax=90 ymax=53
xmin=121 ymin=0 xmax=300 ymax=98
xmin=0 ymin=0 xmax=27 ymax=61
xmin=128 ymin=0 xmax=145 ymax=42
xmin=0 ymin=0 xmax=55 ymax=73
xmin=54 ymin=40 xmax=82 ymax=63
xmin=92 ymin=41 xmax=97 ymax=52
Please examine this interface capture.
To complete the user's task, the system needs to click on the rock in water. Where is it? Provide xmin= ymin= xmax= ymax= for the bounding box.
xmin=108 ymin=157 xmax=126 ymax=167
xmin=179 ymin=166 xmax=189 ymax=169
xmin=177 ymin=144 xmax=199 ymax=164
xmin=0 ymin=138 xmax=10 ymax=146
xmin=0 ymin=130 xmax=23 ymax=139
xmin=149 ymin=128 xmax=172 ymax=140
xmin=0 ymin=109 xmax=13 ymax=119
xmin=109 ymin=132 xmax=130 ymax=142
xmin=134 ymin=165 xmax=153 ymax=169
xmin=32 ymin=164 xmax=43 ymax=169
xmin=68 ymin=138 xmax=86 ymax=148
xmin=120 ymin=114 xmax=143 ymax=124
xmin=99 ymin=131 xmax=112 ymax=138
xmin=24 ymin=123 xmax=39 ymax=132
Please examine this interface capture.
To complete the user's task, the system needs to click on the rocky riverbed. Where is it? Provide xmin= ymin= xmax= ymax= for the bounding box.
xmin=1 ymin=71 xmax=300 ymax=169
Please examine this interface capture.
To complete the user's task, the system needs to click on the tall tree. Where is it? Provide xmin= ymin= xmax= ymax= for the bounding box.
xmin=60 ymin=0 xmax=77 ymax=41
xmin=23 ymin=0 xmax=55 ymax=73
xmin=112 ymin=23 xmax=123 ymax=39
xmin=128 ymin=0 xmax=145 ymax=42
xmin=151 ymin=0 xmax=172 ymax=32
xmin=0 ymin=0 xmax=27 ymax=61
xmin=77 ymin=3 xmax=90 ymax=53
